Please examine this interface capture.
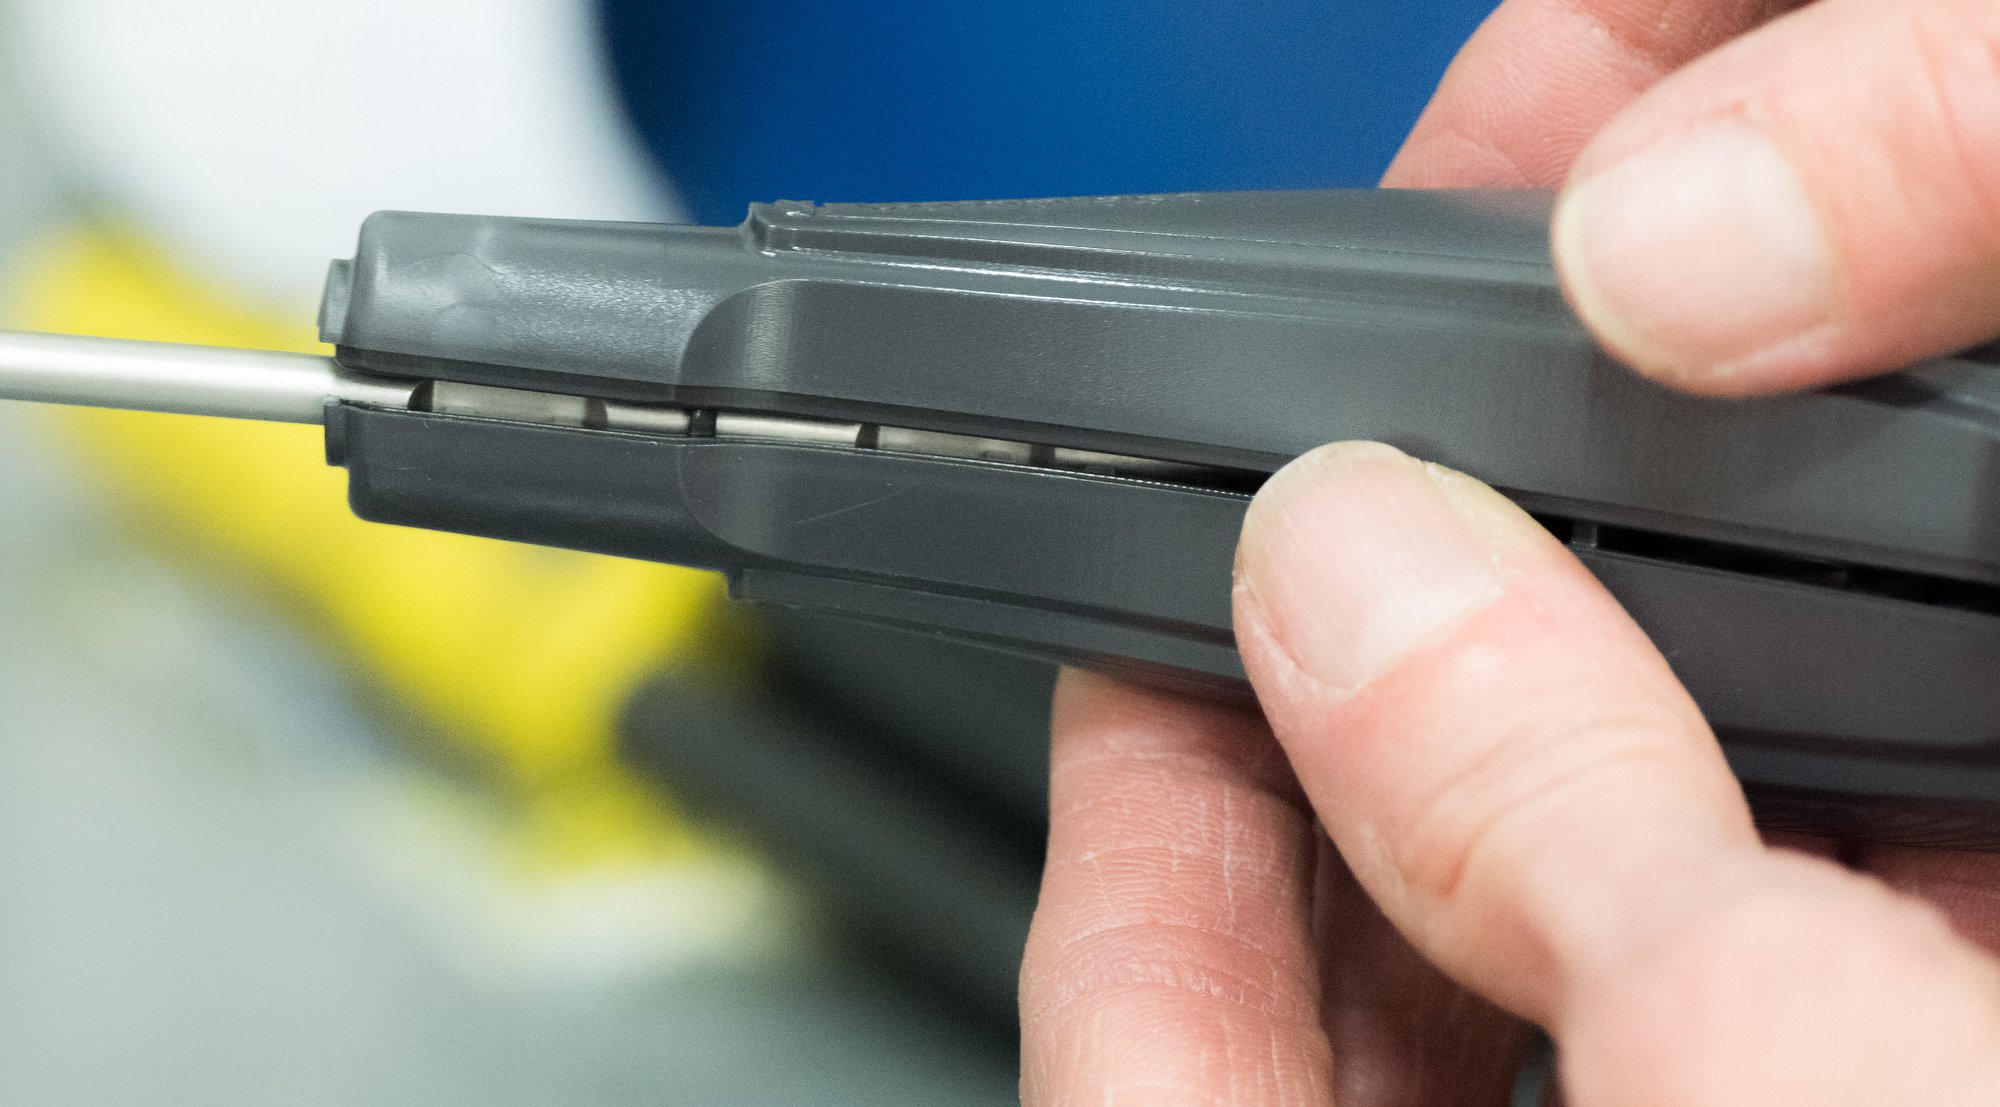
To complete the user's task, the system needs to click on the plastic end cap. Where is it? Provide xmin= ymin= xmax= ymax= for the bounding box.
xmin=318 ymin=258 xmax=354 ymax=345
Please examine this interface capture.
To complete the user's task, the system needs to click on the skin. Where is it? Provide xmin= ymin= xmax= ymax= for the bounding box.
xmin=1019 ymin=1 xmax=2000 ymax=1102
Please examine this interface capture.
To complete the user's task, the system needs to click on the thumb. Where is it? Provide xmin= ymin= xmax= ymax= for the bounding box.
xmin=1553 ymin=0 xmax=2000 ymax=395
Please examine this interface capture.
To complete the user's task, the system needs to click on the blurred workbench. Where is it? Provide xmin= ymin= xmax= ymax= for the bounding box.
xmin=0 ymin=23 xmax=1014 ymax=1106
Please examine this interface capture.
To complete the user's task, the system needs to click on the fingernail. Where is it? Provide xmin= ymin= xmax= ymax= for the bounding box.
xmin=1236 ymin=442 xmax=1502 ymax=695
xmin=1554 ymin=121 xmax=1835 ymax=383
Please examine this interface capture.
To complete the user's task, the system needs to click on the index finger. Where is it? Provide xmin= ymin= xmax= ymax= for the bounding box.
xmin=1234 ymin=442 xmax=2000 ymax=1100
xmin=1385 ymin=0 xmax=1802 ymax=188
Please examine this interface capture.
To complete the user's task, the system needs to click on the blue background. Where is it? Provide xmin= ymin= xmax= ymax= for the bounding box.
xmin=600 ymin=1 xmax=1500 ymax=225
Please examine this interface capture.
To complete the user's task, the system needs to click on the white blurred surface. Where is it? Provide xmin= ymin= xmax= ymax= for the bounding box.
xmin=9 ymin=0 xmax=675 ymax=308
xmin=0 ymin=24 xmax=62 ymax=264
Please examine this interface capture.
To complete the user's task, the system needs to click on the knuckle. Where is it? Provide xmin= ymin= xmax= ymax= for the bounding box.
xmin=1049 ymin=774 xmax=1310 ymax=890
xmin=1025 ymin=919 xmax=1315 ymax=1028
xmin=1393 ymin=703 xmax=1697 ymax=910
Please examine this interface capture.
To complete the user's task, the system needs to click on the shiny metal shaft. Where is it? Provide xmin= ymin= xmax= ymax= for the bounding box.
xmin=0 ymin=329 xmax=416 ymax=423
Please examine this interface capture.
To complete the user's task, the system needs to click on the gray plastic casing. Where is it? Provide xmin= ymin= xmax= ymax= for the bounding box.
xmin=319 ymin=191 xmax=2000 ymax=843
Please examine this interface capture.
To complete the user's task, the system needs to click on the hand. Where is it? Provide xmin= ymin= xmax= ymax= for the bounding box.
xmin=1024 ymin=447 xmax=2000 ymax=1103
xmin=1391 ymin=0 xmax=2000 ymax=395
xmin=1020 ymin=1 xmax=2000 ymax=1102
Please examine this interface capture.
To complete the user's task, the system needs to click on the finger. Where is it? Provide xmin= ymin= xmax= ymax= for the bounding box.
xmin=1234 ymin=441 xmax=2000 ymax=1101
xmin=1383 ymin=0 xmax=1801 ymax=188
xmin=1313 ymin=836 xmax=1532 ymax=1106
xmin=1857 ymin=847 xmax=2000 ymax=954
xmin=1552 ymin=0 xmax=2000 ymax=393
xmin=1234 ymin=440 xmax=1752 ymax=1015
xmin=1762 ymin=828 xmax=1841 ymax=861
xmin=1020 ymin=671 xmax=1332 ymax=1105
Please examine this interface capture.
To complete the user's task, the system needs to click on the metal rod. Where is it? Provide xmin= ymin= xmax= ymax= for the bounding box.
xmin=0 ymin=329 xmax=417 ymax=424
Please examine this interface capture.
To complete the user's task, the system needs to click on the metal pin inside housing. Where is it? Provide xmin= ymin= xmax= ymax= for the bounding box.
xmin=713 ymin=412 xmax=864 ymax=447
xmin=1047 ymin=446 xmax=1213 ymax=483
xmin=601 ymin=400 xmax=693 ymax=435
xmin=427 ymin=381 xmax=592 ymax=427
xmin=424 ymin=380 xmax=694 ymax=435
xmin=875 ymin=426 xmax=1036 ymax=465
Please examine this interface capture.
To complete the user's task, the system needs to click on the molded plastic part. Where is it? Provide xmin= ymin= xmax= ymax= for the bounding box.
xmin=331 ymin=404 xmax=2000 ymax=836
xmin=319 ymin=191 xmax=2000 ymax=837
xmin=325 ymin=193 xmax=2000 ymax=589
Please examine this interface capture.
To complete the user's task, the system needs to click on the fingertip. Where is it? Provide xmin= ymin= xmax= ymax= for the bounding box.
xmin=1551 ymin=175 xmax=1682 ymax=383
xmin=1236 ymin=442 xmax=1504 ymax=701
xmin=1552 ymin=120 xmax=1841 ymax=393
xmin=1552 ymin=0 xmax=2000 ymax=397
xmin=1234 ymin=439 xmax=1763 ymax=1021
xmin=1240 ymin=441 xmax=1412 ymax=537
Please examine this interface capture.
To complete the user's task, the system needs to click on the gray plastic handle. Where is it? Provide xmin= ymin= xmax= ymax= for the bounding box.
xmin=318 ymin=191 xmax=2000 ymax=844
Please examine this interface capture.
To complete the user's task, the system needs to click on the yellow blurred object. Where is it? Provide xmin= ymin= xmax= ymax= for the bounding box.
xmin=6 ymin=224 xmax=732 ymax=868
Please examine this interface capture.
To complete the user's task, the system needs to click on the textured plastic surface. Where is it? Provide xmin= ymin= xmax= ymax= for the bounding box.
xmin=320 ymin=191 xmax=2000 ymax=835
